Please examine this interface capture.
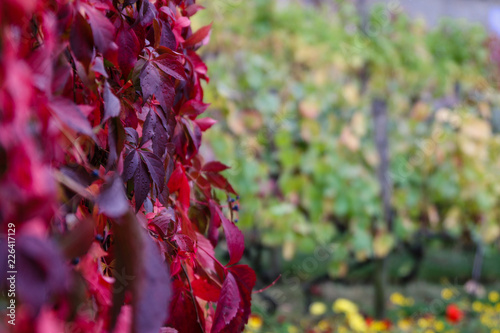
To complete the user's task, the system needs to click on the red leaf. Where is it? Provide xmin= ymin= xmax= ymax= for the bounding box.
xmin=179 ymin=99 xmax=209 ymax=117
xmin=184 ymin=23 xmax=212 ymax=48
xmin=228 ymin=265 xmax=257 ymax=330
xmin=208 ymin=201 xmax=221 ymax=247
xmin=153 ymin=53 xmax=186 ymax=81
xmin=205 ymin=172 xmax=237 ymax=195
xmin=173 ymin=234 xmax=195 ymax=253
xmin=167 ymin=281 xmax=205 ymax=333
xmin=214 ymin=204 xmax=244 ymax=265
xmin=211 ymin=273 xmax=241 ymax=333
xmin=115 ymin=25 xmax=141 ymax=78
xmin=167 ymin=163 xmax=190 ymax=210
xmin=202 ymin=161 xmax=230 ymax=173
xmin=191 ymin=278 xmax=221 ymax=302
xmin=195 ymin=117 xmax=217 ymax=131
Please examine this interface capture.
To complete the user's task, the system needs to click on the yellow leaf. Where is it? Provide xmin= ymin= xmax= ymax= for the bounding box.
xmin=299 ymin=100 xmax=320 ymax=119
xmin=342 ymin=83 xmax=359 ymax=106
xmin=340 ymin=126 xmax=360 ymax=151
xmin=373 ymin=233 xmax=395 ymax=258
xmin=351 ymin=112 xmax=366 ymax=137
xmin=461 ymin=118 xmax=491 ymax=141
xmin=282 ymin=239 xmax=296 ymax=261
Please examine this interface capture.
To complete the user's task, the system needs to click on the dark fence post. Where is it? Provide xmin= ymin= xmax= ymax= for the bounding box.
xmin=372 ymin=98 xmax=392 ymax=318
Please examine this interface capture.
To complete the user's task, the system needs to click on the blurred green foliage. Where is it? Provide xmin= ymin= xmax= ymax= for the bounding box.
xmin=195 ymin=0 xmax=500 ymax=277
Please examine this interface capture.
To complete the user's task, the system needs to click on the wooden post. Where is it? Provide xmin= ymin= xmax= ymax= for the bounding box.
xmin=372 ymin=98 xmax=392 ymax=318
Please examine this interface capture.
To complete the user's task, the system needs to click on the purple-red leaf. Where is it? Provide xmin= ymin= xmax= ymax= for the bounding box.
xmin=140 ymin=61 xmax=175 ymax=112
xmin=115 ymin=25 xmax=141 ymax=78
xmin=123 ymin=149 xmax=140 ymax=181
xmin=125 ymin=127 xmax=139 ymax=146
xmin=49 ymin=98 xmax=95 ymax=138
xmin=141 ymin=151 xmax=165 ymax=192
xmin=160 ymin=19 xmax=176 ymax=50
xmin=137 ymin=0 xmax=157 ymax=27
xmin=112 ymin=212 xmax=171 ymax=333
xmin=70 ymin=12 xmax=94 ymax=68
xmin=83 ymin=4 xmax=117 ymax=55
xmin=140 ymin=109 xmax=156 ymax=146
xmin=103 ymin=82 xmax=121 ymax=122
xmin=134 ymin=160 xmax=151 ymax=211
xmin=98 ymin=176 xmax=129 ymax=218
xmin=0 ymin=236 xmax=69 ymax=315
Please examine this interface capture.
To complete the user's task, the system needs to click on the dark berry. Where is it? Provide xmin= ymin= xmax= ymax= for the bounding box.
xmin=236 ymin=195 xmax=240 ymax=200
xmin=71 ymin=257 xmax=80 ymax=265
xmin=91 ymin=170 xmax=99 ymax=177
xmin=233 ymin=204 xmax=239 ymax=211
xmin=234 ymin=219 xmax=239 ymax=223
xmin=229 ymin=198 xmax=236 ymax=203
xmin=95 ymin=234 xmax=104 ymax=242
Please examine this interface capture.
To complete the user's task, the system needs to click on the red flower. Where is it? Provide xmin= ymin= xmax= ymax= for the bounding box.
xmin=446 ymin=304 xmax=463 ymax=323
xmin=382 ymin=319 xmax=392 ymax=329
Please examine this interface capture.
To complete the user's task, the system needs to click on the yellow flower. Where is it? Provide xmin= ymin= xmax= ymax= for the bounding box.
xmin=333 ymin=298 xmax=359 ymax=314
xmin=317 ymin=319 xmax=330 ymax=330
xmin=495 ymin=303 xmax=500 ymax=311
xmin=441 ymin=288 xmax=454 ymax=300
xmin=434 ymin=320 xmax=445 ymax=332
xmin=489 ymin=291 xmax=500 ymax=303
xmin=405 ymin=297 xmax=415 ymax=306
xmin=491 ymin=329 xmax=500 ymax=333
xmin=397 ymin=319 xmax=412 ymax=330
xmin=480 ymin=313 xmax=493 ymax=327
xmin=287 ymin=325 xmax=298 ymax=333
xmin=473 ymin=300 xmax=483 ymax=312
xmin=371 ymin=321 xmax=388 ymax=331
xmin=248 ymin=314 xmax=263 ymax=330
xmin=390 ymin=292 xmax=406 ymax=306
xmin=310 ymin=301 xmax=327 ymax=316
xmin=347 ymin=312 xmax=367 ymax=332
xmin=338 ymin=326 xmax=349 ymax=333
xmin=418 ymin=318 xmax=430 ymax=328
xmin=424 ymin=330 xmax=433 ymax=333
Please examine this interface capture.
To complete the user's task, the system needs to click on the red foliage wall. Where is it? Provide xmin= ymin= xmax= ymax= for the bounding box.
xmin=0 ymin=0 xmax=255 ymax=332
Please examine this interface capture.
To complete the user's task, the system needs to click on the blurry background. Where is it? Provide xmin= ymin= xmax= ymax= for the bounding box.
xmin=193 ymin=0 xmax=500 ymax=331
